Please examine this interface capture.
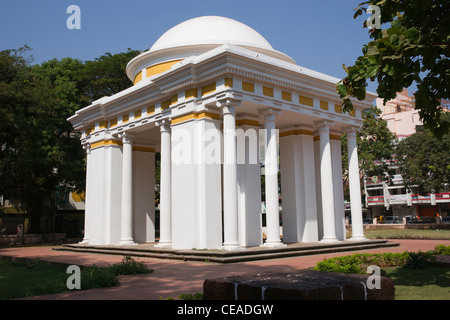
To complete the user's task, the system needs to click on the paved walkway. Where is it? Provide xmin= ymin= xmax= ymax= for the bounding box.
xmin=1 ymin=239 xmax=449 ymax=300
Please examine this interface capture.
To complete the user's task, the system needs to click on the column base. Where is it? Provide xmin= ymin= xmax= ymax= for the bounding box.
xmin=349 ymin=235 xmax=368 ymax=241
xmin=119 ymin=239 xmax=138 ymax=246
xmin=79 ymin=239 xmax=89 ymax=245
xmin=261 ymin=240 xmax=287 ymax=248
xmin=222 ymin=243 xmax=244 ymax=251
xmin=319 ymin=237 xmax=341 ymax=243
xmin=155 ymin=241 xmax=172 ymax=248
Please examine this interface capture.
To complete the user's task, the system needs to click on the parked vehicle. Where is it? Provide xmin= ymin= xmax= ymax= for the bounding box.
xmin=442 ymin=217 xmax=450 ymax=224
xmin=404 ymin=215 xmax=417 ymax=224
xmin=384 ymin=216 xmax=402 ymax=224
xmin=374 ymin=216 xmax=385 ymax=224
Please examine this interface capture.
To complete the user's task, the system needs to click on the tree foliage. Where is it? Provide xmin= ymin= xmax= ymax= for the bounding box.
xmin=78 ymin=49 xmax=140 ymax=102
xmin=341 ymin=105 xmax=395 ymax=186
xmin=0 ymin=46 xmax=139 ymax=232
xmin=395 ymin=113 xmax=450 ymax=195
xmin=338 ymin=0 xmax=450 ymax=139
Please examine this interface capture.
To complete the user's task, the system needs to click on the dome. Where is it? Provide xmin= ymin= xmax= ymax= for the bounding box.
xmin=127 ymin=16 xmax=295 ymax=83
xmin=149 ymin=16 xmax=275 ymax=53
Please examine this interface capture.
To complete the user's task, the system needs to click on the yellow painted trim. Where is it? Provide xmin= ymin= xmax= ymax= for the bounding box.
xmin=133 ymin=146 xmax=155 ymax=153
xmin=134 ymin=110 xmax=142 ymax=120
xmin=161 ymin=100 xmax=171 ymax=110
xmin=236 ymin=119 xmax=259 ymax=127
xmin=91 ymin=139 xmax=123 ymax=149
xmin=172 ymin=114 xmax=196 ymax=124
xmin=330 ymin=134 xmax=342 ymax=141
xmin=172 ymin=112 xmax=221 ymax=125
xmin=171 ymin=95 xmax=178 ymax=105
xmin=85 ymin=125 xmax=95 ymax=136
xmin=320 ymin=101 xmax=329 ymax=111
xmin=280 ymin=129 xmax=314 ymax=137
xmin=147 ymin=105 xmax=155 ymax=115
xmin=201 ymin=83 xmax=216 ymax=96
xmin=133 ymin=71 xmax=142 ymax=85
xmin=185 ymin=88 xmax=198 ymax=100
xmin=242 ymin=81 xmax=255 ymax=93
xmin=225 ymin=78 xmax=233 ymax=88
xmin=299 ymin=95 xmax=314 ymax=107
xmin=122 ymin=114 xmax=129 ymax=123
xmin=99 ymin=121 xmax=108 ymax=129
xmin=312 ymin=135 xmax=342 ymax=141
xmin=282 ymin=91 xmax=292 ymax=102
xmin=110 ymin=118 xmax=118 ymax=128
xmin=71 ymin=191 xmax=85 ymax=202
xmin=335 ymin=104 xmax=343 ymax=114
xmin=263 ymin=86 xmax=274 ymax=97
xmin=145 ymin=60 xmax=182 ymax=79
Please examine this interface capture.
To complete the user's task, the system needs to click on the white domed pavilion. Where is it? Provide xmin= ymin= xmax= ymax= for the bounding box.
xmin=68 ymin=16 xmax=375 ymax=249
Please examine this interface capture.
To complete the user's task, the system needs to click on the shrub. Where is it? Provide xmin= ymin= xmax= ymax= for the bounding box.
xmin=178 ymin=293 xmax=203 ymax=300
xmin=109 ymin=256 xmax=153 ymax=276
xmin=434 ymin=244 xmax=450 ymax=255
xmin=403 ymin=251 xmax=436 ymax=269
xmin=313 ymin=252 xmax=410 ymax=274
xmin=81 ymin=265 xmax=120 ymax=289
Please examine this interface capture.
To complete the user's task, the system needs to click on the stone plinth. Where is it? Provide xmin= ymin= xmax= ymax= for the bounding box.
xmin=203 ymin=270 xmax=395 ymax=300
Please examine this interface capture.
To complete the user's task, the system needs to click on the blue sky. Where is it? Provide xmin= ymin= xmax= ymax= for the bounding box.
xmin=0 ymin=0 xmax=379 ymax=92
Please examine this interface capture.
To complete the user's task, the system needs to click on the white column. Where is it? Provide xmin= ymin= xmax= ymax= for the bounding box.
xmin=156 ymin=120 xmax=172 ymax=248
xmin=119 ymin=132 xmax=136 ymax=245
xmin=263 ymin=109 xmax=284 ymax=247
xmin=237 ymin=120 xmax=262 ymax=247
xmin=318 ymin=123 xmax=339 ymax=243
xmin=222 ymin=103 xmax=240 ymax=250
xmin=132 ymin=147 xmax=156 ymax=243
xmin=80 ymin=144 xmax=91 ymax=244
xmin=280 ymin=131 xmax=319 ymax=243
xmin=331 ymin=134 xmax=346 ymax=240
xmin=346 ymin=128 xmax=367 ymax=241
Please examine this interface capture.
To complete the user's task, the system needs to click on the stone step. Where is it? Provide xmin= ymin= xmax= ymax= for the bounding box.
xmin=53 ymin=240 xmax=399 ymax=263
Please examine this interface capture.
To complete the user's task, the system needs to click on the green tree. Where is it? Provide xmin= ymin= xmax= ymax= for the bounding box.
xmin=0 ymin=47 xmax=139 ymax=233
xmin=341 ymin=106 xmax=395 ymax=184
xmin=0 ymin=48 xmax=86 ymax=232
xmin=395 ymin=113 xmax=450 ymax=195
xmin=79 ymin=49 xmax=140 ymax=102
xmin=337 ymin=0 xmax=450 ymax=139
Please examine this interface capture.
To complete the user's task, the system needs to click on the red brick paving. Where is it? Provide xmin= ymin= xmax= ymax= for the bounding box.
xmin=1 ymin=239 xmax=449 ymax=300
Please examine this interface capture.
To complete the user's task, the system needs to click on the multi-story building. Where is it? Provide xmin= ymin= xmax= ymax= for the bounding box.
xmin=364 ymin=89 xmax=450 ymax=222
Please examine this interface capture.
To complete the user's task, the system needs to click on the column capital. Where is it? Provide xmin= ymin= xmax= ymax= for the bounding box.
xmin=217 ymin=98 xmax=241 ymax=115
xmin=344 ymin=126 xmax=359 ymax=136
xmin=315 ymin=120 xmax=334 ymax=130
xmin=119 ymin=132 xmax=134 ymax=144
xmin=156 ymin=119 xmax=171 ymax=132
xmin=83 ymin=143 xmax=91 ymax=154
xmin=216 ymin=98 xmax=241 ymax=107
xmin=261 ymin=108 xmax=281 ymax=121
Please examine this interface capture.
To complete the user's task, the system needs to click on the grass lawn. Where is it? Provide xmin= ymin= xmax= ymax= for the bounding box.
xmin=352 ymin=228 xmax=450 ymax=240
xmin=384 ymin=266 xmax=450 ymax=300
xmin=0 ymin=259 xmax=69 ymax=299
xmin=0 ymin=256 xmax=153 ymax=300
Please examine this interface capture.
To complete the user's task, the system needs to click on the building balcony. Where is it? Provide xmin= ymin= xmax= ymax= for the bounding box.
xmin=391 ymin=174 xmax=403 ymax=185
xmin=366 ymin=192 xmax=450 ymax=207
